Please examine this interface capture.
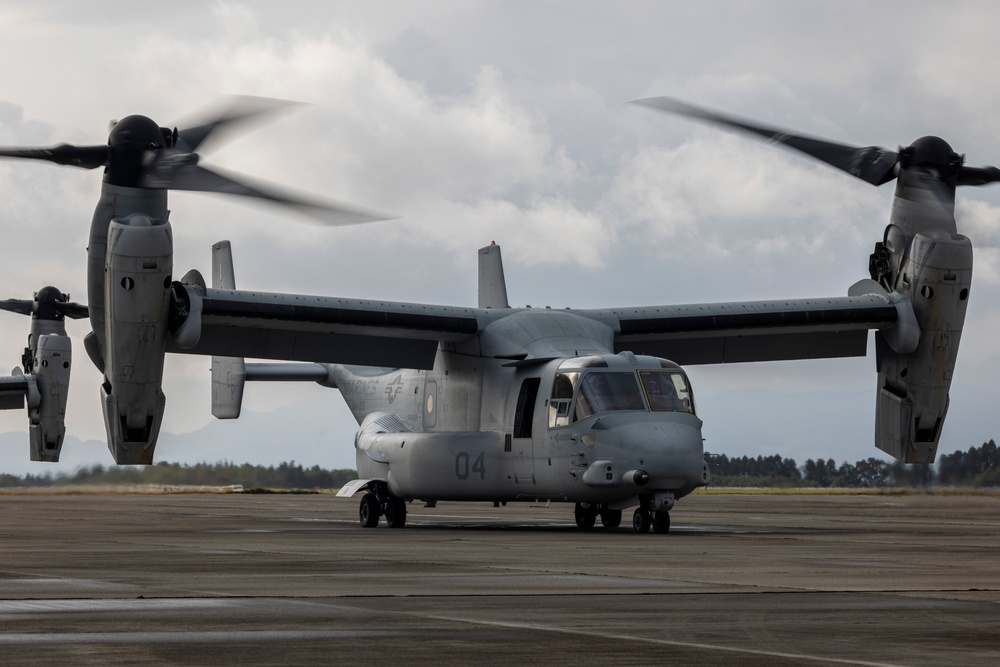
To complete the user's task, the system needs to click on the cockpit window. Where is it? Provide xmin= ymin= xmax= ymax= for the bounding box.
xmin=573 ymin=372 xmax=645 ymax=421
xmin=639 ymin=370 xmax=694 ymax=414
xmin=558 ymin=356 xmax=609 ymax=370
xmin=549 ymin=371 xmax=580 ymax=427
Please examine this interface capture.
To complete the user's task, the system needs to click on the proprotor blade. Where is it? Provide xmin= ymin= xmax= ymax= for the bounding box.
xmin=174 ymin=96 xmax=304 ymax=154
xmin=0 ymin=144 xmax=108 ymax=169
xmin=140 ymin=160 xmax=392 ymax=226
xmin=0 ymin=298 xmax=33 ymax=316
xmin=0 ymin=291 xmax=88 ymax=320
xmin=958 ymin=166 xmax=1000 ymax=186
xmin=56 ymin=302 xmax=90 ymax=320
xmin=632 ymin=97 xmax=899 ymax=186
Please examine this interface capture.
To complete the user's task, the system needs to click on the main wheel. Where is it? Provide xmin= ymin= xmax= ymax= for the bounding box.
xmin=632 ymin=508 xmax=651 ymax=534
xmin=359 ymin=493 xmax=380 ymax=528
xmin=385 ymin=496 xmax=407 ymax=528
xmin=574 ymin=502 xmax=597 ymax=529
xmin=600 ymin=508 xmax=622 ymax=529
xmin=652 ymin=510 xmax=670 ymax=534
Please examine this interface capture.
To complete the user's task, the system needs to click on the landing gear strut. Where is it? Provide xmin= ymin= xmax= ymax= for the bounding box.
xmin=357 ymin=483 xmax=407 ymax=528
xmin=600 ymin=507 xmax=622 ymax=529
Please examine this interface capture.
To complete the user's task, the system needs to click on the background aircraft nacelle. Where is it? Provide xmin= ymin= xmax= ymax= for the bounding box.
xmin=28 ymin=334 xmax=72 ymax=462
xmin=101 ymin=213 xmax=172 ymax=464
xmin=874 ymin=227 xmax=973 ymax=463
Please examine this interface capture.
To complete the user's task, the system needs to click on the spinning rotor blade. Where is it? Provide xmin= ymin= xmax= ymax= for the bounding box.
xmin=174 ymin=96 xmax=303 ymax=154
xmin=0 ymin=96 xmax=392 ymax=224
xmin=0 ymin=144 xmax=109 ymax=169
xmin=141 ymin=160 xmax=389 ymax=225
xmin=632 ymin=97 xmax=899 ymax=186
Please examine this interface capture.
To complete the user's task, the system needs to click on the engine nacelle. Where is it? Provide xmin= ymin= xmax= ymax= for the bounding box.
xmin=875 ymin=228 xmax=972 ymax=463
xmin=101 ymin=213 xmax=172 ymax=464
xmin=28 ymin=334 xmax=72 ymax=462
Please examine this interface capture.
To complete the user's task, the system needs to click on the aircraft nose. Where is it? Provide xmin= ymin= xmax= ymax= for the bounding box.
xmin=615 ymin=420 xmax=705 ymax=489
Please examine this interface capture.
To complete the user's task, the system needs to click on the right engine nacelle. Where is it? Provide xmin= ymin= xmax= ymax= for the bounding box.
xmin=101 ymin=213 xmax=172 ymax=464
xmin=875 ymin=228 xmax=973 ymax=463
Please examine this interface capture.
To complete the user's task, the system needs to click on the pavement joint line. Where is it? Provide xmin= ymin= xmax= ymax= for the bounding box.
xmin=414 ymin=612 xmax=910 ymax=667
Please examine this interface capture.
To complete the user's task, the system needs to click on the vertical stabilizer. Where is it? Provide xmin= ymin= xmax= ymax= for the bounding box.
xmin=210 ymin=240 xmax=246 ymax=419
xmin=212 ymin=240 xmax=237 ymax=290
xmin=478 ymin=242 xmax=510 ymax=309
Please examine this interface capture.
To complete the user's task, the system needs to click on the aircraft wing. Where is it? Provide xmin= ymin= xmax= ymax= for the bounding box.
xmin=582 ymin=290 xmax=906 ymax=365
xmin=167 ymin=285 xmax=485 ymax=370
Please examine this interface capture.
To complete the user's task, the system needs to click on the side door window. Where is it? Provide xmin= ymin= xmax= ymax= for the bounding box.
xmin=513 ymin=378 xmax=540 ymax=438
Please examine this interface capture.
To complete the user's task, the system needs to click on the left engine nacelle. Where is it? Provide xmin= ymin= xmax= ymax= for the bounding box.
xmin=101 ymin=213 xmax=172 ymax=464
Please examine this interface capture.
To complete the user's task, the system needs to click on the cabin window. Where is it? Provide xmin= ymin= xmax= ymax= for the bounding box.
xmin=573 ymin=372 xmax=645 ymax=421
xmin=639 ymin=370 xmax=694 ymax=414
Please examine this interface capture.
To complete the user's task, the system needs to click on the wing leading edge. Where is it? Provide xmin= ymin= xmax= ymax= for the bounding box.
xmin=167 ymin=285 xmax=486 ymax=370
xmin=585 ymin=291 xmax=905 ymax=365
xmin=167 ymin=281 xmax=909 ymax=368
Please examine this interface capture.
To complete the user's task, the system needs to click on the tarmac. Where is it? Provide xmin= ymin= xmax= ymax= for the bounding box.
xmin=0 ymin=490 xmax=997 ymax=666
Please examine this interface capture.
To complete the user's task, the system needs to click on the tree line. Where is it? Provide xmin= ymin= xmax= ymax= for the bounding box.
xmin=707 ymin=439 xmax=999 ymax=488
xmin=1 ymin=440 xmax=998 ymax=490
xmin=0 ymin=461 xmax=357 ymax=490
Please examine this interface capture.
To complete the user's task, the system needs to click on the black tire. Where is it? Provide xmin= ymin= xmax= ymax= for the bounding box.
xmin=574 ymin=502 xmax=597 ymax=529
xmin=385 ymin=496 xmax=407 ymax=528
xmin=600 ymin=508 xmax=622 ymax=529
xmin=652 ymin=510 xmax=670 ymax=534
xmin=632 ymin=508 xmax=651 ymax=534
xmin=359 ymin=494 xmax=380 ymax=528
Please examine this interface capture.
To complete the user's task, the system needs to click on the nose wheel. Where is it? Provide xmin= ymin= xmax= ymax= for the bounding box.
xmin=632 ymin=508 xmax=670 ymax=534
xmin=632 ymin=507 xmax=651 ymax=533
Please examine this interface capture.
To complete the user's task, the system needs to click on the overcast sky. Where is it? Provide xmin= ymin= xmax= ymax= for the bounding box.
xmin=2 ymin=1 xmax=1000 ymax=475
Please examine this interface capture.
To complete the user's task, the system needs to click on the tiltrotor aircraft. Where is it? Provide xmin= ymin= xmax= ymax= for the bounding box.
xmin=0 ymin=96 xmax=993 ymax=533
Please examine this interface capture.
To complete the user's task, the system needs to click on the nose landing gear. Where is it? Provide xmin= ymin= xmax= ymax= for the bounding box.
xmin=631 ymin=507 xmax=670 ymax=533
xmin=632 ymin=493 xmax=673 ymax=534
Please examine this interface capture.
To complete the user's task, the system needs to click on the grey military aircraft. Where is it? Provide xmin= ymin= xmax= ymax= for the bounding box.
xmin=0 ymin=96 xmax=992 ymax=533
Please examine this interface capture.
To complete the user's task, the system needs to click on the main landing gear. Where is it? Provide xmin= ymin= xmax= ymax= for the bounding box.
xmin=573 ymin=502 xmax=624 ymax=530
xmin=358 ymin=483 xmax=407 ymax=528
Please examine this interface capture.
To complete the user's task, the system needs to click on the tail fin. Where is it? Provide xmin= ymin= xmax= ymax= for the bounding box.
xmin=208 ymin=241 xmax=332 ymax=419
xmin=478 ymin=242 xmax=510 ymax=309
xmin=210 ymin=240 xmax=247 ymax=419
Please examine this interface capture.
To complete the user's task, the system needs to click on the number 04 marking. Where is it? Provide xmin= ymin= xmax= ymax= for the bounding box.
xmin=455 ymin=452 xmax=486 ymax=480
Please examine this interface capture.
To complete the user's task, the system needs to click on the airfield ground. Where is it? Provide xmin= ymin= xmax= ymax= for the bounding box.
xmin=0 ymin=490 xmax=997 ymax=666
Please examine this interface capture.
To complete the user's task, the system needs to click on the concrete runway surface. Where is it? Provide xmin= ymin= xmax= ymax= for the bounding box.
xmin=0 ymin=491 xmax=997 ymax=666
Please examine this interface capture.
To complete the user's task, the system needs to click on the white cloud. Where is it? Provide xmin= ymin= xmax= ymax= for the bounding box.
xmin=3 ymin=2 xmax=1000 ymax=473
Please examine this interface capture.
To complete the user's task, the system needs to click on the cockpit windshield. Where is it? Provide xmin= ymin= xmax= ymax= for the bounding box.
xmin=548 ymin=365 xmax=696 ymax=428
xmin=574 ymin=372 xmax=645 ymax=421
